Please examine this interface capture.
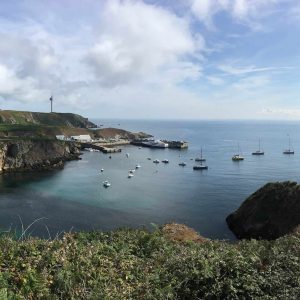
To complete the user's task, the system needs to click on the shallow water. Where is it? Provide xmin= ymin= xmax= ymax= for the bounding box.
xmin=1 ymin=120 xmax=300 ymax=239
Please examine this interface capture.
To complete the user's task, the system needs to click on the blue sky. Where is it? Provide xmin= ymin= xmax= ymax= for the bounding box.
xmin=0 ymin=0 xmax=299 ymax=119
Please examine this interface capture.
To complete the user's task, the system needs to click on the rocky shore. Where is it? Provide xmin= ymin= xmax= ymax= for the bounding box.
xmin=0 ymin=140 xmax=81 ymax=173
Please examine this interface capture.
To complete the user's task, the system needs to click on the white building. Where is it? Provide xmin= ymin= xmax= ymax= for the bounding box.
xmin=56 ymin=135 xmax=66 ymax=140
xmin=70 ymin=135 xmax=92 ymax=142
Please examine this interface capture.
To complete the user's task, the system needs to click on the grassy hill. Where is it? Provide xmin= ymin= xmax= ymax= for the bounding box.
xmin=0 ymin=224 xmax=299 ymax=299
xmin=0 ymin=110 xmax=96 ymax=128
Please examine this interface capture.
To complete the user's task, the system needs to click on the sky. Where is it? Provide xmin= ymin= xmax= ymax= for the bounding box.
xmin=0 ymin=0 xmax=299 ymax=120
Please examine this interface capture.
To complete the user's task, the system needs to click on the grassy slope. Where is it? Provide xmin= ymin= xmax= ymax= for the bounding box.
xmin=0 ymin=228 xmax=299 ymax=299
xmin=0 ymin=110 xmax=96 ymax=128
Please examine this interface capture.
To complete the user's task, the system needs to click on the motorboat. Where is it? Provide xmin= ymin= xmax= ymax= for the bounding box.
xmin=153 ymin=159 xmax=160 ymax=163
xmin=252 ymin=138 xmax=264 ymax=155
xmin=195 ymin=148 xmax=206 ymax=162
xmin=100 ymin=168 xmax=104 ymax=172
xmin=128 ymin=173 xmax=134 ymax=178
xmin=232 ymin=143 xmax=244 ymax=161
xmin=103 ymin=181 xmax=111 ymax=188
xmin=283 ymin=134 xmax=294 ymax=154
xmin=178 ymin=162 xmax=186 ymax=166
xmin=147 ymin=157 xmax=152 ymax=160
xmin=162 ymin=159 xmax=169 ymax=163
xmin=126 ymin=153 xmax=130 ymax=158
xmin=135 ymin=164 xmax=141 ymax=169
xmin=232 ymin=154 xmax=244 ymax=161
xmin=129 ymin=169 xmax=135 ymax=174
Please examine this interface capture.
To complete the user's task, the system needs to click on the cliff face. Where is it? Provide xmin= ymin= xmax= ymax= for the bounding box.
xmin=0 ymin=140 xmax=81 ymax=173
xmin=0 ymin=110 xmax=96 ymax=128
xmin=226 ymin=181 xmax=300 ymax=240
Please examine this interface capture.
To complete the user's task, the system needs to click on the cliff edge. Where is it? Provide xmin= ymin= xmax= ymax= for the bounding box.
xmin=0 ymin=140 xmax=81 ymax=173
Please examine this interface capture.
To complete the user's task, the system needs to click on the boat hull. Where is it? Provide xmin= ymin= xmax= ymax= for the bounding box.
xmin=193 ymin=166 xmax=208 ymax=170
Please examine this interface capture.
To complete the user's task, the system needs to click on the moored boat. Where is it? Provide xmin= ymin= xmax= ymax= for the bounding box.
xmin=283 ymin=134 xmax=294 ymax=154
xmin=252 ymin=138 xmax=264 ymax=155
xmin=103 ymin=181 xmax=111 ymax=188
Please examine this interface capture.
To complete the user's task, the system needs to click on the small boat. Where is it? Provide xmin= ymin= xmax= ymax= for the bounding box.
xmin=283 ymin=134 xmax=294 ymax=154
xmin=103 ymin=181 xmax=111 ymax=188
xmin=195 ymin=148 xmax=206 ymax=162
xmin=138 ymin=147 xmax=142 ymax=149
xmin=162 ymin=159 xmax=169 ymax=163
xmin=100 ymin=168 xmax=104 ymax=172
xmin=193 ymin=148 xmax=208 ymax=170
xmin=126 ymin=153 xmax=129 ymax=158
xmin=135 ymin=164 xmax=141 ymax=169
xmin=232 ymin=143 xmax=244 ymax=161
xmin=128 ymin=173 xmax=134 ymax=178
xmin=147 ymin=157 xmax=152 ymax=160
xmin=252 ymin=138 xmax=264 ymax=155
xmin=232 ymin=154 xmax=244 ymax=161
xmin=179 ymin=162 xmax=186 ymax=166
xmin=129 ymin=169 xmax=135 ymax=174
xmin=153 ymin=159 xmax=160 ymax=164
xmin=109 ymin=156 xmax=112 ymax=159
xmin=193 ymin=165 xmax=208 ymax=170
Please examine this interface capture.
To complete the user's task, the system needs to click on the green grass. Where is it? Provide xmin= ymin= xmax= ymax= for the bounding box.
xmin=0 ymin=228 xmax=299 ymax=299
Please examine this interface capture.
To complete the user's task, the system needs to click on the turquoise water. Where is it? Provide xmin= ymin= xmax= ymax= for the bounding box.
xmin=1 ymin=120 xmax=300 ymax=239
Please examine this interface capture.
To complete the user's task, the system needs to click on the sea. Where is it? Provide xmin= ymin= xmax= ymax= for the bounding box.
xmin=1 ymin=119 xmax=300 ymax=240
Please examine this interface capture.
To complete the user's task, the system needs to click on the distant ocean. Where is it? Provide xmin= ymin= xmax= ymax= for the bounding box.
xmin=1 ymin=119 xmax=300 ymax=239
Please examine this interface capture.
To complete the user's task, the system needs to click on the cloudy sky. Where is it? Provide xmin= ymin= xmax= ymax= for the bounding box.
xmin=0 ymin=0 xmax=299 ymax=119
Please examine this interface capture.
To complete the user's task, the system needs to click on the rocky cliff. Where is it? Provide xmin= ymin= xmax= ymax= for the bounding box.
xmin=0 ymin=140 xmax=81 ymax=173
xmin=226 ymin=181 xmax=300 ymax=239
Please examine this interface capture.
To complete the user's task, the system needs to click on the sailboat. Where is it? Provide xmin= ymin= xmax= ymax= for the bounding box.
xmin=193 ymin=148 xmax=208 ymax=170
xmin=283 ymin=134 xmax=294 ymax=154
xmin=195 ymin=148 xmax=206 ymax=162
xmin=252 ymin=138 xmax=264 ymax=155
xmin=232 ymin=143 xmax=244 ymax=161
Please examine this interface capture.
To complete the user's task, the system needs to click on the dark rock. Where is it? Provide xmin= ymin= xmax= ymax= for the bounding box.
xmin=0 ymin=140 xmax=81 ymax=173
xmin=226 ymin=181 xmax=300 ymax=240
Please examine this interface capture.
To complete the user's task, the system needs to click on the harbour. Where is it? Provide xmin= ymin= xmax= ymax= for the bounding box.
xmin=1 ymin=120 xmax=300 ymax=240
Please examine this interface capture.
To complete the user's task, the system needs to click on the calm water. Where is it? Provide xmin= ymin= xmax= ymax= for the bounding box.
xmin=1 ymin=120 xmax=300 ymax=239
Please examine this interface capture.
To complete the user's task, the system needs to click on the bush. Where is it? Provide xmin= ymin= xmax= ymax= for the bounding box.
xmin=0 ymin=228 xmax=299 ymax=299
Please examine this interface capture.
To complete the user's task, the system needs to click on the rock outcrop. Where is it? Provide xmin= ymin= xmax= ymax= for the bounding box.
xmin=0 ymin=140 xmax=81 ymax=173
xmin=226 ymin=181 xmax=300 ymax=239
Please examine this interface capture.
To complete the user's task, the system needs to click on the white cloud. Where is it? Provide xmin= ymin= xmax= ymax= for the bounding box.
xmin=190 ymin=0 xmax=279 ymax=29
xmin=217 ymin=64 xmax=292 ymax=76
xmin=85 ymin=0 xmax=203 ymax=87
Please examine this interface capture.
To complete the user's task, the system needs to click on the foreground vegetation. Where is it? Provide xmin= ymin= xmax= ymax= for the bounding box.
xmin=0 ymin=227 xmax=299 ymax=299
